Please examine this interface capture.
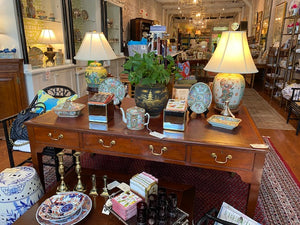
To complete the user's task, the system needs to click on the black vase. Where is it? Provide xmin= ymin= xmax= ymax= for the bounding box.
xmin=134 ymin=84 xmax=169 ymax=117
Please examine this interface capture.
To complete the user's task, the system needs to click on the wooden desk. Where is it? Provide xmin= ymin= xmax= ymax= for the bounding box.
xmin=25 ymin=97 xmax=267 ymax=218
xmin=14 ymin=168 xmax=195 ymax=224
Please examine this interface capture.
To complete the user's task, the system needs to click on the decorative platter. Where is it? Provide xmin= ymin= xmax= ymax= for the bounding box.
xmin=38 ymin=192 xmax=85 ymax=219
xmin=98 ymin=77 xmax=126 ymax=105
xmin=36 ymin=192 xmax=92 ymax=225
xmin=187 ymin=82 xmax=212 ymax=114
xmin=207 ymin=115 xmax=242 ymax=130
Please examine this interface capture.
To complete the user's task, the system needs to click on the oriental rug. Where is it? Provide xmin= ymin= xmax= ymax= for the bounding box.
xmin=242 ymin=88 xmax=295 ymax=130
xmin=42 ymin=138 xmax=300 ymax=224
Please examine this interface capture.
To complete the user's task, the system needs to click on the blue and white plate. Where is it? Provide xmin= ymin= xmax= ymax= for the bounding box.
xmin=98 ymin=77 xmax=125 ymax=105
xmin=188 ymin=82 xmax=212 ymax=114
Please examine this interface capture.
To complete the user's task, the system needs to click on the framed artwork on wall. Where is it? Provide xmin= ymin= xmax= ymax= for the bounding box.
xmin=272 ymin=2 xmax=287 ymax=44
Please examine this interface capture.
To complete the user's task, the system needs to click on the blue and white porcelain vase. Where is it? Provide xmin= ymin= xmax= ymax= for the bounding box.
xmin=0 ymin=167 xmax=44 ymax=225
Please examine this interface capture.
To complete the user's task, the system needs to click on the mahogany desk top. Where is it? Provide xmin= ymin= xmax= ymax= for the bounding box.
xmin=25 ymin=97 xmax=267 ymax=217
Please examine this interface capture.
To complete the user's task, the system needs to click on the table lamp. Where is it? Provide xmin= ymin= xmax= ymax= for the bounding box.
xmin=74 ymin=31 xmax=117 ymax=93
xmin=204 ymin=31 xmax=258 ymax=113
xmin=38 ymin=29 xmax=58 ymax=66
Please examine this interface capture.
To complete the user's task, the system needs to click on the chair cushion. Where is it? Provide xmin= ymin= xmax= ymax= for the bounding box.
xmin=35 ymin=89 xmax=78 ymax=113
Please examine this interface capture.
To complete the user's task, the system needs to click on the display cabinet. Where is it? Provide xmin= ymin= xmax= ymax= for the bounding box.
xmin=103 ymin=0 xmax=123 ymax=55
xmin=130 ymin=18 xmax=153 ymax=41
xmin=16 ymin=0 xmax=70 ymax=68
xmin=68 ymin=0 xmax=102 ymax=61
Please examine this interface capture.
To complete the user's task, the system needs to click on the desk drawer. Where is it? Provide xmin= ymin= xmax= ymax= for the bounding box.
xmin=190 ymin=146 xmax=254 ymax=170
xmin=83 ymin=133 xmax=186 ymax=161
xmin=34 ymin=127 xmax=80 ymax=148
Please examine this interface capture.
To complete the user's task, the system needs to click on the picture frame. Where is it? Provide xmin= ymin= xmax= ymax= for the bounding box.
xmin=272 ymin=2 xmax=287 ymax=44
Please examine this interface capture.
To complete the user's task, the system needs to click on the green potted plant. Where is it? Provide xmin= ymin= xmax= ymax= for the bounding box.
xmin=122 ymin=51 xmax=180 ymax=117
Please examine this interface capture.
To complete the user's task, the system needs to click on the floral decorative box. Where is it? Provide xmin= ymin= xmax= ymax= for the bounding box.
xmin=53 ymin=100 xmax=85 ymax=117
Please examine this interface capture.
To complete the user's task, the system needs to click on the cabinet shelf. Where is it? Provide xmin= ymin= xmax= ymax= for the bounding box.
xmin=24 ymin=17 xmax=62 ymax=24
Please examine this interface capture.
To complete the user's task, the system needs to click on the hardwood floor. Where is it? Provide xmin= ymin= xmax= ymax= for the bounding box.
xmin=0 ymin=78 xmax=299 ymax=182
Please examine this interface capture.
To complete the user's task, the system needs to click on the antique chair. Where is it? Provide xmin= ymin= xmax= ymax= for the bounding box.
xmin=0 ymin=85 xmax=76 ymax=180
xmin=286 ymin=87 xmax=300 ymax=135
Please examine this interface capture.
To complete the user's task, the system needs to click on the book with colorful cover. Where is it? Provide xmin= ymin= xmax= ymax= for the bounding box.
xmin=166 ymin=99 xmax=187 ymax=112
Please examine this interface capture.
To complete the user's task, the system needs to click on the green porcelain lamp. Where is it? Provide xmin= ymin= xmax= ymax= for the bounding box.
xmin=74 ymin=31 xmax=117 ymax=93
xmin=204 ymin=30 xmax=258 ymax=113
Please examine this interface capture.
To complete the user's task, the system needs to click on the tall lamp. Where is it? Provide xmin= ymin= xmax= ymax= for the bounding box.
xmin=38 ymin=29 xmax=58 ymax=66
xmin=74 ymin=31 xmax=117 ymax=93
xmin=204 ymin=31 xmax=258 ymax=112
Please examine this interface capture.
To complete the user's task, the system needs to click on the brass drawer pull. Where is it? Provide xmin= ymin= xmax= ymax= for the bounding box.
xmin=98 ymin=139 xmax=116 ymax=148
xmin=211 ymin=153 xmax=232 ymax=164
xmin=48 ymin=133 xmax=63 ymax=141
xmin=149 ymin=145 xmax=167 ymax=156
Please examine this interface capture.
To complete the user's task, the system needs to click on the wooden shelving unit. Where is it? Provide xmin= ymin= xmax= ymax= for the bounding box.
xmin=270 ymin=14 xmax=300 ymax=104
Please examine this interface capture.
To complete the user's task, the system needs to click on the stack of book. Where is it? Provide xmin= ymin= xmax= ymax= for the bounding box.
xmin=130 ymin=172 xmax=158 ymax=203
xmin=111 ymin=191 xmax=142 ymax=220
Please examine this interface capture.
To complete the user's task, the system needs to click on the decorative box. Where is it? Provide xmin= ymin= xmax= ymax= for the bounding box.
xmin=88 ymin=93 xmax=114 ymax=123
xmin=163 ymin=99 xmax=187 ymax=131
xmin=0 ymin=167 xmax=44 ymax=224
xmin=53 ymin=100 xmax=85 ymax=117
xmin=130 ymin=172 xmax=158 ymax=204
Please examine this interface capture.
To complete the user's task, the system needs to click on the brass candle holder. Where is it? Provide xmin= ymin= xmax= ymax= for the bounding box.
xmin=73 ymin=152 xmax=86 ymax=192
xmin=56 ymin=151 xmax=69 ymax=193
xmin=100 ymin=175 xmax=109 ymax=197
xmin=89 ymin=174 xmax=98 ymax=196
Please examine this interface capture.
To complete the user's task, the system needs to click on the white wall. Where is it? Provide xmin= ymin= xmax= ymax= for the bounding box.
xmin=0 ymin=0 xmax=22 ymax=58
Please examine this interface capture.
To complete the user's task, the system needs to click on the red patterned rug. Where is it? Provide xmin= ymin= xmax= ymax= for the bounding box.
xmin=44 ymin=137 xmax=300 ymax=224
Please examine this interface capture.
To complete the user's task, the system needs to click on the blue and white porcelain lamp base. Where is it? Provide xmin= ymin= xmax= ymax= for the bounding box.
xmin=212 ymin=73 xmax=245 ymax=111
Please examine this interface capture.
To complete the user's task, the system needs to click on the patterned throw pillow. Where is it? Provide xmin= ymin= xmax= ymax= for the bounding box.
xmin=35 ymin=89 xmax=78 ymax=113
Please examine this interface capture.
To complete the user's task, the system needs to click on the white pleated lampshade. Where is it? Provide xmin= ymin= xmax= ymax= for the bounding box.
xmin=204 ymin=31 xmax=258 ymax=74
xmin=74 ymin=31 xmax=117 ymax=61
xmin=38 ymin=29 xmax=58 ymax=44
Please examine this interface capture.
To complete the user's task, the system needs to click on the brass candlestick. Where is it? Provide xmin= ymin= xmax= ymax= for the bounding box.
xmin=89 ymin=174 xmax=98 ymax=196
xmin=73 ymin=152 xmax=86 ymax=192
xmin=100 ymin=175 xmax=109 ymax=197
xmin=56 ymin=151 xmax=69 ymax=193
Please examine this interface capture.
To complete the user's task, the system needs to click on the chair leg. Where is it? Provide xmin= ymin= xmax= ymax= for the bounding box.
xmin=296 ymin=120 xmax=300 ymax=135
xmin=287 ymin=108 xmax=292 ymax=123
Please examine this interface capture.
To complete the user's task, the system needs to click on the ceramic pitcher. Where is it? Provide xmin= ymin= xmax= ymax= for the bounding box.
xmin=120 ymin=106 xmax=150 ymax=130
